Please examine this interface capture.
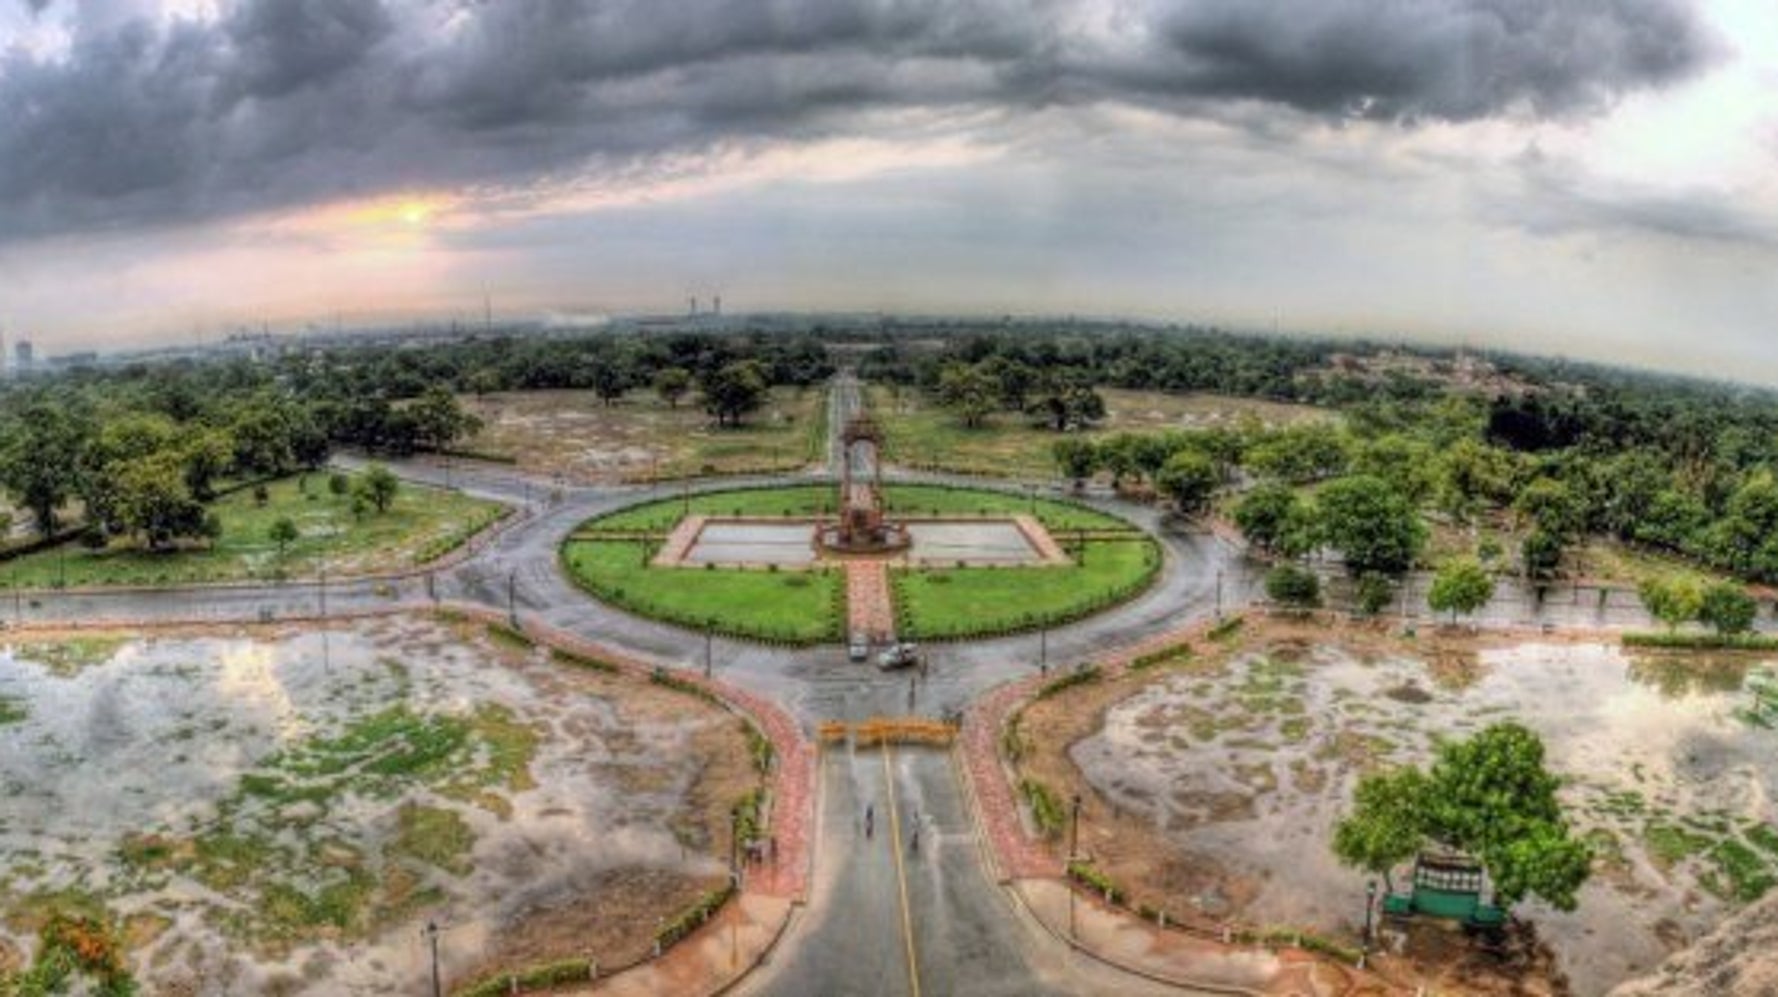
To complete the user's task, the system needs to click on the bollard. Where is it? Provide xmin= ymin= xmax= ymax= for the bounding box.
xmin=508 ymin=975 xmax=518 ymax=995
xmin=1158 ymin=911 xmax=1166 ymax=930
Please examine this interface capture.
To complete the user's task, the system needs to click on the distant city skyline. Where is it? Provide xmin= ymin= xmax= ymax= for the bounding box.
xmin=0 ymin=1 xmax=1774 ymax=382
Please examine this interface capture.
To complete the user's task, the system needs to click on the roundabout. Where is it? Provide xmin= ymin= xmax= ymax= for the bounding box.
xmin=558 ymin=416 xmax=1162 ymax=649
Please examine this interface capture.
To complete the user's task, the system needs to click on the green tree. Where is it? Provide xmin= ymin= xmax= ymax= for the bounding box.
xmin=700 ymin=360 xmax=770 ymax=427
xmin=1355 ymin=573 xmax=1395 ymax=616
xmin=936 ymin=362 xmax=1000 ymax=429
xmin=1423 ymin=723 xmax=1591 ymax=911
xmin=653 ymin=367 xmax=693 ymax=409
xmin=1027 ymin=374 xmax=1104 ymax=432
xmin=1427 ymin=558 xmax=1495 ymax=623
xmin=1332 ymin=767 xmax=1431 ymax=890
xmin=1639 ymin=576 xmax=1703 ymax=632
xmin=1233 ymin=483 xmax=1300 ymax=554
xmin=1514 ymin=477 xmax=1582 ymax=539
xmin=113 ymin=452 xmax=209 ymax=550
xmin=1521 ymin=527 xmax=1564 ymax=581
xmin=1156 ymin=450 xmax=1219 ymax=518
xmin=1051 ymin=437 xmax=1098 ymax=488
xmin=0 ymin=404 xmax=91 ymax=534
xmin=269 ymin=517 xmax=300 ymax=559
xmin=1334 ymin=723 xmax=1591 ymax=911
xmin=1264 ymin=563 xmax=1321 ymax=609
xmin=1698 ymin=581 xmax=1757 ymax=636
xmin=181 ymin=429 xmax=234 ymax=502
xmin=1313 ymin=475 xmax=1426 ymax=577
xmin=353 ymin=465 xmax=401 ymax=515
xmin=408 ymin=386 xmax=481 ymax=452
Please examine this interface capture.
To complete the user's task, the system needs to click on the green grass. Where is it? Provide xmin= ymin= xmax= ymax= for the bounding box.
xmin=0 ymin=474 xmax=506 ymax=589
xmin=561 ymin=540 xmax=844 ymax=643
xmin=0 ymin=695 xmax=25 ymax=726
xmin=388 ymin=804 xmax=475 ymax=877
xmin=580 ymin=483 xmax=1130 ymax=534
xmin=869 ymin=384 xmax=1331 ymax=479
xmin=893 ymin=538 xmax=1160 ymax=639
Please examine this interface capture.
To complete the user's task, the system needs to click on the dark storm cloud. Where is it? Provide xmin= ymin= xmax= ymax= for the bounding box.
xmin=0 ymin=0 xmax=1720 ymax=241
xmin=1491 ymin=146 xmax=1778 ymax=247
xmin=1117 ymin=0 xmax=1714 ymax=122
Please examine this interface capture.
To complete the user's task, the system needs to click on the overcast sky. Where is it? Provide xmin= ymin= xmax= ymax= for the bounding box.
xmin=0 ymin=0 xmax=1773 ymax=379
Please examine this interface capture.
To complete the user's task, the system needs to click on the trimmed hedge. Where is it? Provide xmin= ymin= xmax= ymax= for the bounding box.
xmin=549 ymin=647 xmax=618 ymax=673
xmin=1020 ymin=778 xmax=1066 ymax=839
xmin=1066 ymin=859 xmax=1125 ymax=905
xmin=1623 ymin=632 xmax=1778 ymax=651
xmin=1207 ymin=614 xmax=1246 ymax=642
xmin=743 ymin=720 xmax=775 ymax=773
xmin=1035 ymin=665 xmax=1102 ymax=700
xmin=455 ymin=958 xmax=593 ymax=997
xmin=1131 ymin=641 xmax=1193 ymax=671
xmin=656 ymin=881 xmax=737 ymax=950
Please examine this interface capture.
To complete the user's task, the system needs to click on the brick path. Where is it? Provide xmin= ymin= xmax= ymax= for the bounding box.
xmin=844 ymin=559 xmax=896 ymax=642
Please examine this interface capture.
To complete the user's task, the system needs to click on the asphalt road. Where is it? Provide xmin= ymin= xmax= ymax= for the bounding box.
xmin=741 ymin=746 xmax=1187 ymax=997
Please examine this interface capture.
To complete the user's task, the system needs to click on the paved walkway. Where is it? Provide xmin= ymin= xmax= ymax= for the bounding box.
xmin=561 ymin=893 xmax=794 ymax=996
xmin=844 ymin=559 xmax=896 ymax=642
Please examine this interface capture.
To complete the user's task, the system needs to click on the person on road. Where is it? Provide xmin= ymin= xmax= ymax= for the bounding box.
xmin=909 ymin=824 xmax=919 ymax=854
xmin=865 ymin=803 xmax=874 ymax=839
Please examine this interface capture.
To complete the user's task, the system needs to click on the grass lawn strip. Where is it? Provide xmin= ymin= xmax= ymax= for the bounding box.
xmin=562 ymin=539 xmax=843 ymax=643
xmin=893 ymin=538 xmax=1160 ymax=639
xmin=0 ymin=474 xmax=505 ymax=589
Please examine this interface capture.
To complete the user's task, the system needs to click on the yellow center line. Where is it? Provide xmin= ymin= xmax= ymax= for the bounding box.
xmin=881 ymin=743 xmax=923 ymax=997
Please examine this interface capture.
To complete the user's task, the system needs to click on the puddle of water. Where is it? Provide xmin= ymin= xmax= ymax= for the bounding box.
xmin=680 ymin=518 xmax=1047 ymax=567
xmin=0 ymin=618 xmax=724 ymax=995
xmin=1072 ymin=642 xmax=1778 ymax=996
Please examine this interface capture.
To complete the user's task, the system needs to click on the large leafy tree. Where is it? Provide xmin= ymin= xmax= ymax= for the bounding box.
xmin=1051 ymin=437 xmax=1098 ymax=487
xmin=1312 ymin=474 xmax=1426 ymax=577
xmin=1233 ymin=483 xmax=1301 ymax=555
xmin=1334 ymin=723 xmax=1591 ymax=911
xmin=701 ymin=360 xmax=770 ymax=427
xmin=1157 ymin=450 xmax=1218 ymax=517
xmin=0 ymin=404 xmax=92 ymax=535
xmin=936 ymin=362 xmax=1000 ymax=429
xmin=113 ymin=452 xmax=211 ymax=550
xmin=653 ymin=367 xmax=693 ymax=409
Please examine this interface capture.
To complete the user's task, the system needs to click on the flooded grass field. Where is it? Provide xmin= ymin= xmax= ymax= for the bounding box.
xmin=0 ymin=616 xmax=751 ymax=995
xmin=1067 ymin=635 xmax=1778 ymax=995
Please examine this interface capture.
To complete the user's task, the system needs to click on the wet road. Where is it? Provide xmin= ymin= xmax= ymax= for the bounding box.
xmin=741 ymin=746 xmax=1189 ymax=997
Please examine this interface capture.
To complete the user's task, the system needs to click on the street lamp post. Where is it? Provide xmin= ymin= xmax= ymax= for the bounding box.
xmin=423 ymin=920 xmax=442 ymax=997
xmin=507 ymin=569 xmax=518 ymax=628
xmin=1215 ymin=568 xmax=1224 ymax=620
xmin=705 ymin=624 xmax=714 ymax=678
xmin=1361 ymin=880 xmax=1377 ymax=968
xmin=1068 ymin=793 xmax=1083 ymax=940
xmin=1039 ymin=624 xmax=1048 ymax=675
xmin=1070 ymin=793 xmax=1083 ymax=860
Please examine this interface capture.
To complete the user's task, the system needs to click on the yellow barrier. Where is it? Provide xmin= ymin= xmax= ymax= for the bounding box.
xmin=822 ymin=717 xmax=957 ymax=747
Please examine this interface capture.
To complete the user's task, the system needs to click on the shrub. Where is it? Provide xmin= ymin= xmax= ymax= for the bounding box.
xmin=1264 ymin=563 xmax=1321 ymax=608
xmin=1019 ymin=778 xmax=1067 ymax=839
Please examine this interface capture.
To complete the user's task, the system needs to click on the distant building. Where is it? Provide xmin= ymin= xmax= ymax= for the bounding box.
xmin=14 ymin=340 xmax=32 ymax=369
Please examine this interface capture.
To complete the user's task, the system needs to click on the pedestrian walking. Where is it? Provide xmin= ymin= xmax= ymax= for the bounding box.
xmin=865 ymin=803 xmax=874 ymax=839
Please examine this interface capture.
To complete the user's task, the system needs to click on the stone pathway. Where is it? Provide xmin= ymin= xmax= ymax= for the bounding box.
xmin=844 ymin=559 xmax=896 ymax=642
